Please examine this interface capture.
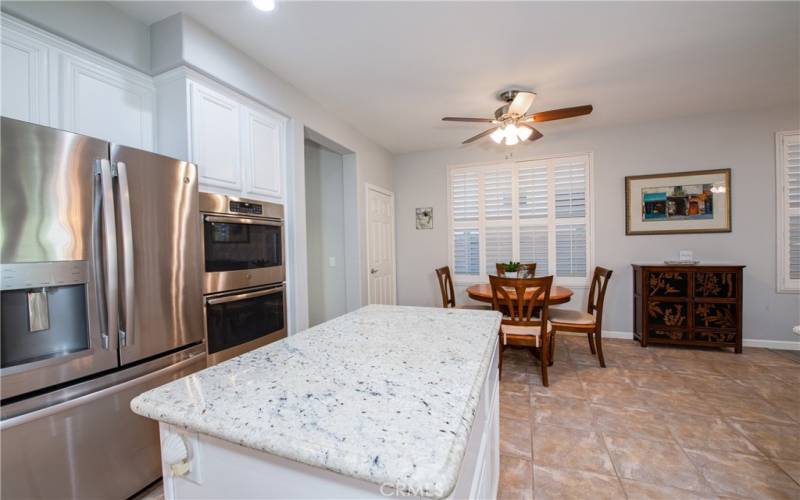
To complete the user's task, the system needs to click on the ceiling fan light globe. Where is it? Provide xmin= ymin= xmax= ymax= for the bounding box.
xmin=490 ymin=128 xmax=504 ymax=144
xmin=503 ymin=123 xmax=518 ymax=140
xmin=505 ymin=134 xmax=519 ymax=146
xmin=517 ymin=125 xmax=533 ymax=141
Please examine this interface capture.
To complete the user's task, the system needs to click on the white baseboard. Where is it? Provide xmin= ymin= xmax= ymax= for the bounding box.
xmin=742 ymin=339 xmax=800 ymax=350
xmin=593 ymin=331 xmax=800 ymax=351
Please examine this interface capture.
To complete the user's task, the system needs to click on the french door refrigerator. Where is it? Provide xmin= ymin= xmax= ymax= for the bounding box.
xmin=0 ymin=117 xmax=206 ymax=499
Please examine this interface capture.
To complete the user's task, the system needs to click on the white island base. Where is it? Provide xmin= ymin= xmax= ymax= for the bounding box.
xmin=158 ymin=343 xmax=499 ymax=500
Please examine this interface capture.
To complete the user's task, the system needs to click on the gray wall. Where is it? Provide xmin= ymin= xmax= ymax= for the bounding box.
xmin=393 ymin=106 xmax=800 ymax=344
xmin=1 ymin=1 xmax=151 ymax=72
xmin=305 ymin=141 xmax=347 ymax=326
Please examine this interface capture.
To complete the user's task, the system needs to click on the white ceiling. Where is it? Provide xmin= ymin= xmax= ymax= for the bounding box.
xmin=114 ymin=1 xmax=799 ymax=154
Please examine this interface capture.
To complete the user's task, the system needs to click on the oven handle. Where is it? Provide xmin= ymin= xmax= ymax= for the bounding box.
xmin=206 ymin=286 xmax=284 ymax=305
xmin=204 ymin=215 xmax=282 ymax=226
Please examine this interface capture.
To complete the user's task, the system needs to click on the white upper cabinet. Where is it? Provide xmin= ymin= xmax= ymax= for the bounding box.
xmin=189 ymin=81 xmax=242 ymax=190
xmin=156 ymin=68 xmax=287 ymax=202
xmin=241 ymin=106 xmax=284 ymax=199
xmin=59 ymin=52 xmax=154 ymax=150
xmin=1 ymin=22 xmax=49 ymax=125
xmin=1 ymin=14 xmax=155 ymax=149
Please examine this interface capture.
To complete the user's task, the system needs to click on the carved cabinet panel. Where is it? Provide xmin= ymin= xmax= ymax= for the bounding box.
xmin=633 ymin=264 xmax=744 ymax=353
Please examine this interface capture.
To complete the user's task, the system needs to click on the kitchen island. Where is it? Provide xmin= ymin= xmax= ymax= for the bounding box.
xmin=131 ymin=305 xmax=502 ymax=499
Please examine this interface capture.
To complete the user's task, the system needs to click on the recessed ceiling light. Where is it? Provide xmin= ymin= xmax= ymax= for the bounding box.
xmin=252 ymin=0 xmax=276 ymax=12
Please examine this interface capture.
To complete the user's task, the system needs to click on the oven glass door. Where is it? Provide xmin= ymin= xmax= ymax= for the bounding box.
xmin=205 ymin=286 xmax=285 ymax=355
xmin=204 ymin=216 xmax=282 ymax=273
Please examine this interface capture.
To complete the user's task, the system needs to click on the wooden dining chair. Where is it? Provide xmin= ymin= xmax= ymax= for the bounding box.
xmin=495 ymin=263 xmax=537 ymax=278
xmin=549 ymin=267 xmax=613 ymax=367
xmin=490 ymin=274 xmax=554 ymax=386
xmin=434 ymin=266 xmax=490 ymax=309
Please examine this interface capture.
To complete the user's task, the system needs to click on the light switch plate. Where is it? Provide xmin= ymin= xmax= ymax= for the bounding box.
xmin=328 ymin=257 xmax=336 ymax=267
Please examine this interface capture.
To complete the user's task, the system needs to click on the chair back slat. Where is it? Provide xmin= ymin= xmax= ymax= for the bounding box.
xmin=587 ymin=266 xmax=613 ymax=327
xmin=435 ymin=266 xmax=456 ymax=308
xmin=489 ymin=275 xmax=553 ymax=328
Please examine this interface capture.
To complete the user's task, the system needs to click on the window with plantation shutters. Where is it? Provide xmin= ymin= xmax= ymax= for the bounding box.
xmin=448 ymin=153 xmax=592 ymax=285
xmin=777 ymin=131 xmax=800 ymax=292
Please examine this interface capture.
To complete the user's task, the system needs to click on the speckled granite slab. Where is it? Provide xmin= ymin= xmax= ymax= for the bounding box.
xmin=131 ymin=305 xmax=501 ymax=498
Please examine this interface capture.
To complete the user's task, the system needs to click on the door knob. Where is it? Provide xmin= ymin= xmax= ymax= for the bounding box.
xmin=370 ymin=268 xmax=378 ymax=274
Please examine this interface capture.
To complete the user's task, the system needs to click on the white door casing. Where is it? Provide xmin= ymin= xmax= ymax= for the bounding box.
xmin=366 ymin=184 xmax=396 ymax=305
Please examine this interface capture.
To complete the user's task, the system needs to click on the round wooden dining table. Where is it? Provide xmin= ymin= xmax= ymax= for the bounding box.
xmin=466 ymin=283 xmax=574 ymax=305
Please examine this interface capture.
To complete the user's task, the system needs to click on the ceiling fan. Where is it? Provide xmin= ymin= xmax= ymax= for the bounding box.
xmin=442 ymin=90 xmax=593 ymax=146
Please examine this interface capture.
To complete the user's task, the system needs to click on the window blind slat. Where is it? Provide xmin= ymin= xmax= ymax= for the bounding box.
xmin=519 ymin=165 xmax=548 ymax=219
xmin=453 ymin=229 xmax=480 ymax=275
xmin=451 ymin=170 xmax=479 ymax=222
xmin=485 ymin=168 xmax=513 ymax=221
xmin=790 ymin=215 xmax=800 ymax=280
xmin=520 ymin=226 xmax=549 ymax=275
xmin=555 ymin=224 xmax=587 ymax=278
xmin=554 ymin=160 xmax=587 ymax=219
xmin=485 ymin=227 xmax=513 ymax=275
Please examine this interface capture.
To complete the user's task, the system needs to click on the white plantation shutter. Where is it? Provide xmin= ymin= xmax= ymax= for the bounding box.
xmin=485 ymin=227 xmax=513 ymax=274
xmin=453 ymin=229 xmax=480 ymax=275
xmin=484 ymin=168 xmax=513 ymax=221
xmin=518 ymin=164 xmax=548 ymax=220
xmin=519 ymin=226 xmax=549 ymax=275
xmin=450 ymin=169 xmax=481 ymax=275
xmin=449 ymin=153 xmax=592 ymax=284
xmin=778 ymin=131 xmax=800 ymax=291
xmin=554 ymin=159 xmax=587 ymax=218
xmin=555 ymin=224 xmax=587 ymax=277
xmin=451 ymin=170 xmax=479 ymax=223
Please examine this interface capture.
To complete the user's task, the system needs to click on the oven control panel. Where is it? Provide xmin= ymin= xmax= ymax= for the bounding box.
xmin=229 ymin=201 xmax=263 ymax=215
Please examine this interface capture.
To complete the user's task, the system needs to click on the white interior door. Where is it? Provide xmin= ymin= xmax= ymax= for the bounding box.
xmin=366 ymin=184 xmax=396 ymax=305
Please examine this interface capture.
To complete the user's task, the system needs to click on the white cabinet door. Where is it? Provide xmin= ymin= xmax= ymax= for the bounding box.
xmin=1 ymin=25 xmax=49 ymax=124
xmin=59 ymin=53 xmax=154 ymax=149
xmin=189 ymin=82 xmax=242 ymax=191
xmin=241 ymin=106 xmax=283 ymax=200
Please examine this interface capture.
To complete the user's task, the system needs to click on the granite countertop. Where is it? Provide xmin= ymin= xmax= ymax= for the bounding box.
xmin=131 ymin=305 xmax=502 ymax=498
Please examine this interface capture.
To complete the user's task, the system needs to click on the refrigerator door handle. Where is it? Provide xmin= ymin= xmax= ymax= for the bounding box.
xmin=114 ymin=161 xmax=135 ymax=348
xmin=97 ymin=159 xmax=119 ymax=349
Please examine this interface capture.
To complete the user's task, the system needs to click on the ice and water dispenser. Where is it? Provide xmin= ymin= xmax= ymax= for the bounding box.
xmin=1 ymin=262 xmax=90 ymax=369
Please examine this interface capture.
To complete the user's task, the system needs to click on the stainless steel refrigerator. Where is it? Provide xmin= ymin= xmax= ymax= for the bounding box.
xmin=0 ymin=117 xmax=206 ymax=499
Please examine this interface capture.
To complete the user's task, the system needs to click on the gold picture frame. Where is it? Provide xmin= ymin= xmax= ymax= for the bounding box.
xmin=625 ymin=168 xmax=731 ymax=235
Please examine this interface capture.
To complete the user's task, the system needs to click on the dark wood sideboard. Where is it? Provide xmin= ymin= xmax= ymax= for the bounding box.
xmin=632 ymin=264 xmax=745 ymax=353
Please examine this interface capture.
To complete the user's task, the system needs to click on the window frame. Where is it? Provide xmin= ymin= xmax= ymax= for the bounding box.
xmin=446 ymin=152 xmax=595 ymax=288
xmin=776 ymin=130 xmax=800 ymax=293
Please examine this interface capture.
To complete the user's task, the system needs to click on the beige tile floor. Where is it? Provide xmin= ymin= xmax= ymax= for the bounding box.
xmin=499 ymin=334 xmax=800 ymax=500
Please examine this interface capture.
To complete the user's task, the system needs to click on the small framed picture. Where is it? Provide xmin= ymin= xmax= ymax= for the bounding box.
xmin=625 ymin=169 xmax=731 ymax=235
xmin=416 ymin=207 xmax=433 ymax=230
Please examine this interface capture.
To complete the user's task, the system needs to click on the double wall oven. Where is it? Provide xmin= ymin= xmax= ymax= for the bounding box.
xmin=200 ymin=193 xmax=287 ymax=365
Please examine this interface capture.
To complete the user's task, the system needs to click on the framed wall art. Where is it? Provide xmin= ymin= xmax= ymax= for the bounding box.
xmin=416 ymin=207 xmax=433 ymax=229
xmin=625 ymin=169 xmax=731 ymax=235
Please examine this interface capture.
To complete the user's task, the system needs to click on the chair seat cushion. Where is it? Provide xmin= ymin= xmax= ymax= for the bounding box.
xmin=549 ymin=308 xmax=595 ymax=325
xmin=500 ymin=321 xmax=552 ymax=346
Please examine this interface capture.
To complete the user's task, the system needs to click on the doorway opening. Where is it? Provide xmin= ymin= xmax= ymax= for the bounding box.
xmin=303 ymin=132 xmax=357 ymax=326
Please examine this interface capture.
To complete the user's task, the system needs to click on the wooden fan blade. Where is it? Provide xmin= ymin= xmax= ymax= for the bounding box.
xmin=462 ymin=127 xmax=497 ymax=144
xmin=508 ymin=91 xmax=536 ymax=116
xmin=531 ymin=105 xmax=593 ymax=122
xmin=443 ymin=117 xmax=496 ymax=123
xmin=528 ymin=127 xmax=543 ymax=141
